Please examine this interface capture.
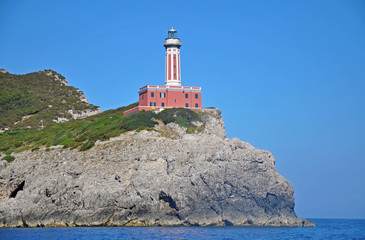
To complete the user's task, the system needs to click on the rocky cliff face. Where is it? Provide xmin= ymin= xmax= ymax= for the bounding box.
xmin=0 ymin=109 xmax=313 ymax=227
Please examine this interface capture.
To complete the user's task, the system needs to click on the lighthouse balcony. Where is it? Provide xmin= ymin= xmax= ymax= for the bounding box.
xmin=138 ymin=85 xmax=201 ymax=94
xmin=163 ymin=41 xmax=182 ymax=47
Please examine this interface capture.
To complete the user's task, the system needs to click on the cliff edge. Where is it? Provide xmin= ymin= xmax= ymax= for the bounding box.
xmin=0 ymin=109 xmax=313 ymax=227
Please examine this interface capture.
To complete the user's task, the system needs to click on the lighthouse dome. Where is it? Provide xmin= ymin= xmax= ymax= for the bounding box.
xmin=167 ymin=27 xmax=178 ymax=39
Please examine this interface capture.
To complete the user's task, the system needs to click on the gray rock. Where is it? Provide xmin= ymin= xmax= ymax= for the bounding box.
xmin=0 ymin=160 xmax=7 ymax=172
xmin=0 ymin=109 xmax=313 ymax=227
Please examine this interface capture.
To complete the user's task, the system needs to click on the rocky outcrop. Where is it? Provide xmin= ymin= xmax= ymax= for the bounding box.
xmin=0 ymin=109 xmax=313 ymax=227
xmin=52 ymin=108 xmax=102 ymax=123
xmin=76 ymin=89 xmax=89 ymax=103
xmin=44 ymin=70 xmax=68 ymax=86
xmin=67 ymin=109 xmax=102 ymax=120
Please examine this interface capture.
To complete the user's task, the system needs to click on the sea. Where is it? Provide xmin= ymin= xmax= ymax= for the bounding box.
xmin=0 ymin=219 xmax=364 ymax=240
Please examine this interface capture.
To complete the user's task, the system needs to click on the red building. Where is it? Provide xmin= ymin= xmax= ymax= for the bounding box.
xmin=123 ymin=27 xmax=202 ymax=116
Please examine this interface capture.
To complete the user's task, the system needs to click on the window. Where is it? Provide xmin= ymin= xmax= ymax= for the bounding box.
xmin=150 ymin=102 xmax=156 ymax=106
xmin=161 ymin=102 xmax=165 ymax=107
xmin=195 ymin=94 xmax=198 ymax=99
xmin=185 ymin=93 xmax=188 ymax=99
xmin=151 ymin=92 xmax=154 ymax=97
xmin=174 ymin=65 xmax=176 ymax=69
xmin=142 ymin=95 xmax=144 ymax=99
xmin=160 ymin=92 xmax=165 ymax=98
xmin=195 ymin=103 xmax=199 ymax=108
xmin=185 ymin=103 xmax=189 ymax=108
xmin=175 ymin=99 xmax=176 ymax=103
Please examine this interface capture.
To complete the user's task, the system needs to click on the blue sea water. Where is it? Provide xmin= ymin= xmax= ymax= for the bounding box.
xmin=0 ymin=219 xmax=364 ymax=240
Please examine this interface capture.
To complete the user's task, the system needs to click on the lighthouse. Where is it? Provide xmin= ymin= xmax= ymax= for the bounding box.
xmin=123 ymin=27 xmax=202 ymax=116
xmin=164 ymin=27 xmax=182 ymax=87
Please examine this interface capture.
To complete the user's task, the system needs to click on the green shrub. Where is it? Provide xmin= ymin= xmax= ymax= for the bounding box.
xmin=14 ymin=141 xmax=23 ymax=148
xmin=0 ymin=145 xmax=10 ymax=152
xmin=156 ymin=108 xmax=201 ymax=128
xmin=5 ymin=150 xmax=13 ymax=155
xmin=122 ymin=110 xmax=157 ymax=130
xmin=187 ymin=126 xmax=205 ymax=134
xmin=136 ymin=126 xmax=146 ymax=132
xmin=80 ymin=141 xmax=95 ymax=151
xmin=31 ymin=147 xmax=39 ymax=152
xmin=2 ymin=155 xmax=15 ymax=163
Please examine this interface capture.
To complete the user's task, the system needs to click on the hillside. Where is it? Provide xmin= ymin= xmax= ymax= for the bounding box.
xmin=0 ymin=69 xmax=101 ymax=131
xmin=0 ymin=104 xmax=206 ymax=160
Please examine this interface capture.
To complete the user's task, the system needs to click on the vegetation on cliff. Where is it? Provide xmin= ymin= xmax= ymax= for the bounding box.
xmin=0 ymin=102 xmax=204 ymax=159
xmin=157 ymin=108 xmax=201 ymax=128
xmin=0 ymin=69 xmax=99 ymax=131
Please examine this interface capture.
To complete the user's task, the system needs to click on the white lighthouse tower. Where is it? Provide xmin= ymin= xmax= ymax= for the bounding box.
xmin=163 ymin=27 xmax=182 ymax=87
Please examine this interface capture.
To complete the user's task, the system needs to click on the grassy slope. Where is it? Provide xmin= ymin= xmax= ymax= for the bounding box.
xmin=0 ymin=105 xmax=204 ymax=162
xmin=0 ymin=70 xmax=99 ymax=130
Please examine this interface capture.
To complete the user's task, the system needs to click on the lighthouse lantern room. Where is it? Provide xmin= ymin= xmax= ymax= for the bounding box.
xmin=123 ymin=27 xmax=202 ymax=116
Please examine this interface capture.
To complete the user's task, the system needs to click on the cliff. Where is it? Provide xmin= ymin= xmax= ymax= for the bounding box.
xmin=0 ymin=109 xmax=313 ymax=227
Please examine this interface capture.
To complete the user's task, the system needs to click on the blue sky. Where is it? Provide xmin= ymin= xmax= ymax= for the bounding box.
xmin=1 ymin=0 xmax=364 ymax=219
